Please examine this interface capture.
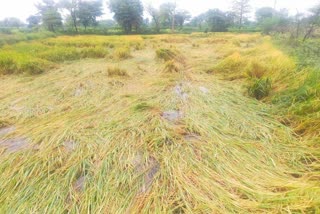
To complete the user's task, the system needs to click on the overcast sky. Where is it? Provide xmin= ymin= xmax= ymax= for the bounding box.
xmin=0 ymin=0 xmax=319 ymax=22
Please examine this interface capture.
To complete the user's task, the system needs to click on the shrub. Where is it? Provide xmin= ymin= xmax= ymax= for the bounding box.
xmin=164 ymin=60 xmax=179 ymax=73
xmin=107 ymin=66 xmax=128 ymax=76
xmin=248 ymin=78 xmax=272 ymax=100
xmin=113 ymin=47 xmax=131 ymax=60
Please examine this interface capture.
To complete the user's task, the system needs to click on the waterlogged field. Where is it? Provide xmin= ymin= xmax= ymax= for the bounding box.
xmin=0 ymin=33 xmax=319 ymax=213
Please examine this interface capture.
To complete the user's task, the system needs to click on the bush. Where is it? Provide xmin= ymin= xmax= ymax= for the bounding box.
xmin=113 ymin=47 xmax=131 ymax=60
xmin=248 ymin=78 xmax=272 ymax=100
xmin=107 ymin=66 xmax=128 ymax=76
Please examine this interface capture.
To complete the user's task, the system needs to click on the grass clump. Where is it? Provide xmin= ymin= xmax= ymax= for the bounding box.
xmin=192 ymin=43 xmax=200 ymax=48
xmin=0 ymin=120 xmax=8 ymax=128
xmin=245 ymin=60 xmax=268 ymax=78
xmin=19 ymin=58 xmax=50 ymax=75
xmin=113 ymin=47 xmax=131 ymax=60
xmin=0 ymin=53 xmax=17 ymax=74
xmin=132 ymin=42 xmax=145 ymax=50
xmin=79 ymin=47 xmax=108 ymax=58
xmin=38 ymin=47 xmax=80 ymax=62
xmin=133 ymin=102 xmax=152 ymax=112
xmin=248 ymin=77 xmax=272 ymax=100
xmin=214 ymin=52 xmax=247 ymax=73
xmin=107 ymin=66 xmax=128 ymax=77
xmin=0 ymin=52 xmax=50 ymax=75
xmin=164 ymin=60 xmax=179 ymax=73
xmin=156 ymin=48 xmax=177 ymax=61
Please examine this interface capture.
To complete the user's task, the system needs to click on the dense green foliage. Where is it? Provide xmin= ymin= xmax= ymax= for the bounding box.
xmin=108 ymin=0 xmax=144 ymax=33
xmin=1 ymin=0 xmax=320 ymax=36
xmin=36 ymin=0 xmax=63 ymax=32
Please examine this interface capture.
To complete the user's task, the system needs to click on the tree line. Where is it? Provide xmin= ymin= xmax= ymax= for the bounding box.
xmin=0 ymin=0 xmax=319 ymax=40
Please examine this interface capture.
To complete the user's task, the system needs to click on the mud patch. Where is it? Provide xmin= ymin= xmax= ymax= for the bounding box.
xmin=74 ymin=88 xmax=84 ymax=97
xmin=141 ymin=158 xmax=160 ymax=193
xmin=73 ymin=176 xmax=86 ymax=193
xmin=161 ymin=110 xmax=183 ymax=122
xmin=0 ymin=137 xmax=30 ymax=153
xmin=174 ymin=84 xmax=188 ymax=101
xmin=183 ymin=133 xmax=201 ymax=141
xmin=64 ymin=140 xmax=77 ymax=152
xmin=0 ymin=126 xmax=16 ymax=136
xmin=132 ymin=153 xmax=160 ymax=194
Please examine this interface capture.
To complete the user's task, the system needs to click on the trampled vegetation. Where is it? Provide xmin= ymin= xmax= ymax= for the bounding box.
xmin=0 ymin=33 xmax=319 ymax=213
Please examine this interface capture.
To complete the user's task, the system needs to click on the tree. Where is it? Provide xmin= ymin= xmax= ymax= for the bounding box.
xmin=0 ymin=17 xmax=24 ymax=28
xmin=255 ymin=7 xmax=275 ymax=23
xmin=259 ymin=9 xmax=291 ymax=35
xmin=303 ymin=4 xmax=320 ymax=41
xmin=159 ymin=2 xmax=177 ymax=32
xmin=26 ymin=15 xmax=41 ymax=28
xmin=190 ymin=14 xmax=206 ymax=30
xmin=78 ymin=0 xmax=104 ymax=30
xmin=36 ymin=0 xmax=62 ymax=32
xmin=174 ymin=10 xmax=191 ymax=28
xmin=108 ymin=0 xmax=144 ymax=34
xmin=146 ymin=5 xmax=161 ymax=33
xmin=232 ymin=0 xmax=251 ymax=29
xmin=205 ymin=9 xmax=230 ymax=32
xmin=59 ymin=0 xmax=79 ymax=32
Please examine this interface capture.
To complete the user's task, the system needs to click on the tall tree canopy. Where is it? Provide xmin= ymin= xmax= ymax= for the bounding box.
xmin=232 ymin=0 xmax=251 ymax=29
xmin=108 ymin=0 xmax=144 ymax=34
xmin=0 ymin=17 xmax=24 ymax=28
xmin=175 ymin=10 xmax=191 ymax=28
xmin=26 ymin=15 xmax=41 ymax=28
xmin=36 ymin=0 xmax=62 ymax=32
xmin=303 ymin=4 xmax=320 ymax=41
xmin=59 ymin=0 xmax=79 ymax=32
xmin=255 ymin=7 xmax=275 ymax=23
xmin=146 ymin=4 xmax=161 ymax=33
xmin=205 ymin=9 xmax=230 ymax=32
xmin=159 ymin=2 xmax=176 ymax=31
xmin=59 ymin=0 xmax=103 ymax=32
xmin=78 ymin=0 xmax=104 ymax=30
